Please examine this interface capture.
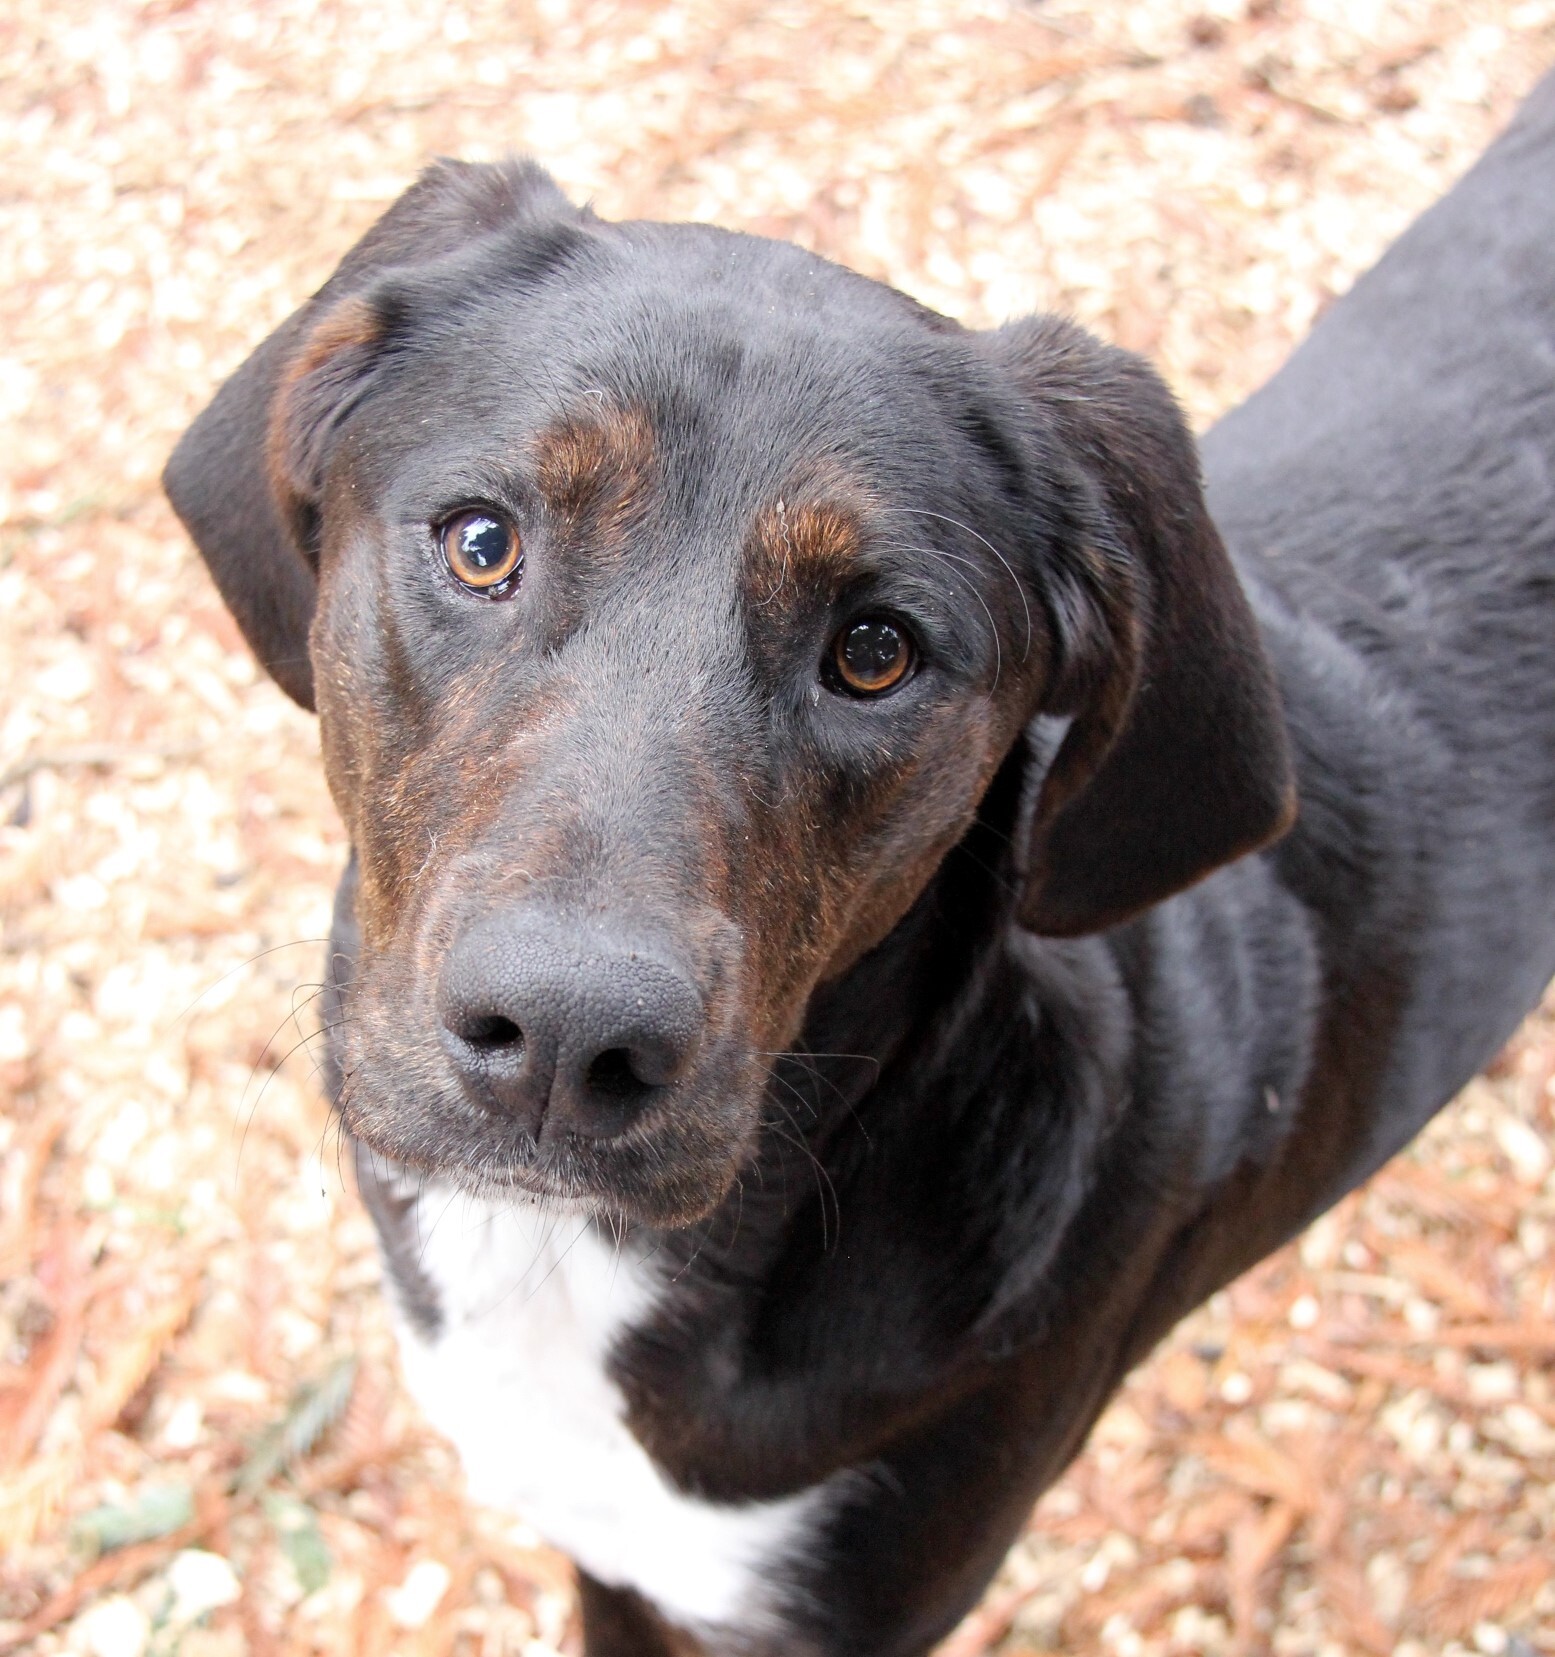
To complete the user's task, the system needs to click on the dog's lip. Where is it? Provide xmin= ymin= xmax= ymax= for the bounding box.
xmin=345 ymin=1110 xmax=740 ymax=1224
xmin=347 ymin=1120 xmax=581 ymax=1198
xmin=353 ymin=1139 xmax=606 ymax=1225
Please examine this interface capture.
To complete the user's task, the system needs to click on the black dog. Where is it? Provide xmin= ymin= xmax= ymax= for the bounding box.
xmin=165 ymin=71 xmax=1555 ymax=1657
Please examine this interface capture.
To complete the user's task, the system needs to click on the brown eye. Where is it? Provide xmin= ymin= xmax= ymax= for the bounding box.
xmin=440 ymin=511 xmax=522 ymax=593
xmin=828 ymin=617 xmax=914 ymax=696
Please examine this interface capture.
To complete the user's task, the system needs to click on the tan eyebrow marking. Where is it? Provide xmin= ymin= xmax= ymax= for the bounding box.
xmin=533 ymin=401 xmax=655 ymax=540
xmin=744 ymin=497 xmax=864 ymax=606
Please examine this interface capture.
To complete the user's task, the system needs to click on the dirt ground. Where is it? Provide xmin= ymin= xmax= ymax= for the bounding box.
xmin=2 ymin=2 xmax=1554 ymax=1654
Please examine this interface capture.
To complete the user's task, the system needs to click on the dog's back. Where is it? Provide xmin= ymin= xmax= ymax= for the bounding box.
xmin=1200 ymin=71 xmax=1555 ymax=1232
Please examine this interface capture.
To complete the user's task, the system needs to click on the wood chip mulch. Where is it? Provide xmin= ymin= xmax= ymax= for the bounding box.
xmin=2 ymin=3 xmax=1553 ymax=1654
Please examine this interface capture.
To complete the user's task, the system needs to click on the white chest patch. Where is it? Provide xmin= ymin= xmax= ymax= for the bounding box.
xmin=391 ymin=1191 xmax=828 ymax=1638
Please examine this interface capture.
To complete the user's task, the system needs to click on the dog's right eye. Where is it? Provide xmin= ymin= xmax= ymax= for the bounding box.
xmin=825 ymin=616 xmax=916 ymax=697
xmin=439 ymin=511 xmax=523 ymax=595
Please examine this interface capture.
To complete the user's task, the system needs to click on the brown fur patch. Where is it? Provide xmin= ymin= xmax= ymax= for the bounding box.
xmin=292 ymin=295 xmax=384 ymax=383
xmin=743 ymin=496 xmax=864 ymax=607
xmin=533 ymin=401 xmax=655 ymax=544
xmin=266 ymin=296 xmax=385 ymax=542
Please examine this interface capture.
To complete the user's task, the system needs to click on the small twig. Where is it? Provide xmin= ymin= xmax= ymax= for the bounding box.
xmin=1324 ymin=1320 xmax=1555 ymax=1354
xmin=0 ymin=1242 xmax=90 ymax=1479
xmin=1411 ymin=1321 xmax=1555 ymax=1353
xmin=0 ymin=1490 xmax=236 ymax=1653
xmin=1244 ymin=66 xmax=1353 ymax=126
xmin=0 ymin=1104 xmax=68 ymax=1281
xmin=1019 ymin=5 xmax=1090 ymax=39
xmin=933 ymin=1583 xmax=1033 ymax=1657
xmin=0 ymin=740 xmax=206 ymax=795
xmin=0 ymin=1427 xmax=380 ymax=1652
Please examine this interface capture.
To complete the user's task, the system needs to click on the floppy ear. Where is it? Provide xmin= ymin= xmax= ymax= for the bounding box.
xmin=163 ymin=159 xmax=580 ymax=709
xmin=983 ymin=316 xmax=1296 ymax=936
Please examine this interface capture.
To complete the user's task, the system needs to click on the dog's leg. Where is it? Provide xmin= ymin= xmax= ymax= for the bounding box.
xmin=575 ymin=1572 xmax=707 ymax=1657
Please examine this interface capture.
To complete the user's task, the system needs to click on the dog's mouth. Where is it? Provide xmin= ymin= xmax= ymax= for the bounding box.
xmin=339 ymin=1079 xmax=761 ymax=1229
xmin=383 ymin=1113 xmax=754 ymax=1227
xmin=362 ymin=1117 xmax=743 ymax=1221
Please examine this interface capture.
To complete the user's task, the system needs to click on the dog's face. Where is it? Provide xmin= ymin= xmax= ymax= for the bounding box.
xmin=167 ymin=162 xmax=1294 ymax=1226
xmin=300 ymin=245 xmax=1049 ymax=1224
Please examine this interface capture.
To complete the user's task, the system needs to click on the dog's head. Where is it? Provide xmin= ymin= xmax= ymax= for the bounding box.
xmin=167 ymin=161 xmax=1293 ymax=1226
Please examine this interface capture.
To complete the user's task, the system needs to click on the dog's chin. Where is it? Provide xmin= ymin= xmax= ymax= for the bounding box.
xmin=443 ymin=1146 xmax=741 ymax=1230
xmin=342 ymin=1096 xmax=751 ymax=1230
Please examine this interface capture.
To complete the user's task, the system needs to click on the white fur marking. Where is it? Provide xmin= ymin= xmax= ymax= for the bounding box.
xmin=394 ymin=1193 xmax=825 ymax=1636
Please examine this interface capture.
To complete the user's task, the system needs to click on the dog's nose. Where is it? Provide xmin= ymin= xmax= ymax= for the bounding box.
xmin=438 ymin=911 xmax=705 ymax=1140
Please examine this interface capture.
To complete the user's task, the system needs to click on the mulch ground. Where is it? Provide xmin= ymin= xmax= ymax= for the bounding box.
xmin=2 ymin=2 xmax=1553 ymax=1654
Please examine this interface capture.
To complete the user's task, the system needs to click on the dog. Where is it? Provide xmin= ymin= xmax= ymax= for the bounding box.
xmin=164 ymin=69 xmax=1555 ymax=1657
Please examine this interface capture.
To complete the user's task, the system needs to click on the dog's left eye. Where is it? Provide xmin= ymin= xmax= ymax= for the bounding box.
xmin=440 ymin=511 xmax=523 ymax=595
xmin=826 ymin=617 xmax=915 ymax=697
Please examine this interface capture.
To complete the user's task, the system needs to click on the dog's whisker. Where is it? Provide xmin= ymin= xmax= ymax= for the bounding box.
xmin=232 ymin=1003 xmax=349 ymax=1186
xmin=761 ymin=1049 xmax=878 ymax=1148
xmin=883 ymin=505 xmax=1034 ymax=664
xmin=765 ymin=1076 xmax=841 ymax=1252
xmin=173 ymin=937 xmax=334 ymax=1025
xmin=878 ymin=538 xmax=1007 ymax=693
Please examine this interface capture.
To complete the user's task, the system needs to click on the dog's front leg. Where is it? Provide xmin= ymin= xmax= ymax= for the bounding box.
xmin=576 ymin=1572 xmax=708 ymax=1657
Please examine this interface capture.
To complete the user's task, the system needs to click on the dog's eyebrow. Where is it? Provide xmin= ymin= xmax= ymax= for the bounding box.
xmin=533 ymin=401 xmax=656 ymax=529
xmin=743 ymin=497 xmax=864 ymax=606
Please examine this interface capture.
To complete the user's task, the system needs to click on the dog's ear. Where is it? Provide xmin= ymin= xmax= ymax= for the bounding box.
xmin=982 ymin=316 xmax=1295 ymax=936
xmin=163 ymin=159 xmax=580 ymax=709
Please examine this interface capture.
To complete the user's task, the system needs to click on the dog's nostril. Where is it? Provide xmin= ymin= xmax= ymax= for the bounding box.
xmin=586 ymin=1046 xmax=657 ymax=1101
xmin=464 ymin=1013 xmax=523 ymax=1051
